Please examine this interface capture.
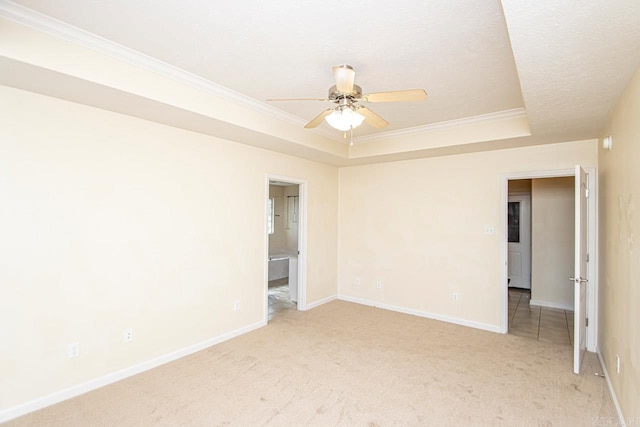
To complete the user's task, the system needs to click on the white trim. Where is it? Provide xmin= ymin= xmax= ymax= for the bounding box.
xmin=585 ymin=168 xmax=598 ymax=352
xmin=0 ymin=0 xmax=340 ymax=142
xmin=305 ymin=295 xmax=337 ymax=310
xmin=500 ymin=167 xmax=598 ymax=353
xmin=297 ymin=181 xmax=308 ymax=311
xmin=265 ymin=174 xmax=308 ymax=316
xmin=264 ymin=177 xmax=271 ymax=321
xmin=596 ymin=349 xmax=627 ymax=427
xmin=504 ymin=168 xmax=575 ymax=180
xmin=354 ymin=108 xmax=527 ymax=143
xmin=529 ymin=299 xmax=573 ymax=311
xmin=0 ymin=320 xmax=265 ymax=423
xmin=338 ymin=295 xmax=502 ymax=333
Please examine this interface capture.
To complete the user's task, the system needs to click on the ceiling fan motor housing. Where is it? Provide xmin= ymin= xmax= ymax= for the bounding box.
xmin=328 ymin=84 xmax=362 ymax=102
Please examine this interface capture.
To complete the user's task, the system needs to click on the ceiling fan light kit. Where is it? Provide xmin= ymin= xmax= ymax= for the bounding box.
xmin=325 ymin=107 xmax=365 ymax=132
xmin=267 ymin=65 xmax=427 ymax=140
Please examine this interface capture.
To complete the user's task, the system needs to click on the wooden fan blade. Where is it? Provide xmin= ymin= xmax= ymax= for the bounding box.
xmin=267 ymin=98 xmax=328 ymax=102
xmin=358 ymin=106 xmax=389 ymax=129
xmin=304 ymin=109 xmax=333 ymax=128
xmin=333 ymin=65 xmax=355 ymax=94
xmin=364 ymin=89 xmax=427 ymax=103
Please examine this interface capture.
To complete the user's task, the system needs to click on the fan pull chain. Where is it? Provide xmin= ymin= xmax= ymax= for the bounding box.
xmin=342 ymin=128 xmax=355 ymax=146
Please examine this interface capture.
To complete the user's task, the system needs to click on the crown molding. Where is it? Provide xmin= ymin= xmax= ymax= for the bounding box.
xmin=353 ymin=108 xmax=528 ymax=144
xmin=0 ymin=0 xmax=343 ymax=141
xmin=0 ymin=1 xmax=526 ymax=146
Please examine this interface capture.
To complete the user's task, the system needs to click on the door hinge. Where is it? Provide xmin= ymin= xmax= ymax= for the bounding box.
xmin=585 ymin=188 xmax=590 ymax=198
xmin=586 ymin=318 xmax=589 ymax=327
xmin=586 ymin=253 xmax=590 ymax=262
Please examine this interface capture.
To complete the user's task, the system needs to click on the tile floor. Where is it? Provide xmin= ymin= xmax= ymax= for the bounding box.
xmin=268 ymin=278 xmax=296 ymax=320
xmin=508 ymin=288 xmax=574 ymax=346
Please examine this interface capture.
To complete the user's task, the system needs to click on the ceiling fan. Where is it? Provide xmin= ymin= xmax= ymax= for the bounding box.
xmin=267 ymin=65 xmax=427 ymax=142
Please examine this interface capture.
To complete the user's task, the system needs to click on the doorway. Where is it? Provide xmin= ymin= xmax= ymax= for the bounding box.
xmin=265 ymin=175 xmax=307 ymax=321
xmin=507 ymin=177 xmax=575 ymax=345
xmin=501 ymin=168 xmax=598 ymax=356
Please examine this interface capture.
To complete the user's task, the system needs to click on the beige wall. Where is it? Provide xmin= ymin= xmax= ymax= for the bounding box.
xmin=0 ymin=85 xmax=338 ymax=410
xmin=338 ymin=140 xmax=597 ymax=329
xmin=508 ymin=179 xmax=532 ymax=194
xmin=530 ymin=177 xmax=574 ymax=309
xmin=598 ymin=66 xmax=640 ymax=421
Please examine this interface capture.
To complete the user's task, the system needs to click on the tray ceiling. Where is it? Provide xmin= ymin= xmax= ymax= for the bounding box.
xmin=1 ymin=0 xmax=639 ymax=164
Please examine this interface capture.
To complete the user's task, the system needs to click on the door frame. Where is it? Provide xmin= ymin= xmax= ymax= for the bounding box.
xmin=500 ymin=168 xmax=598 ymax=352
xmin=265 ymin=174 xmax=308 ymax=319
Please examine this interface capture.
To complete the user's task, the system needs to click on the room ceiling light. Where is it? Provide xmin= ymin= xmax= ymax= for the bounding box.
xmin=325 ymin=106 xmax=365 ymax=131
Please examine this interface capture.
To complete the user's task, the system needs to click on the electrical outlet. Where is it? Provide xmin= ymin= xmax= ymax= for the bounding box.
xmin=376 ymin=280 xmax=383 ymax=289
xmin=68 ymin=342 xmax=80 ymax=358
xmin=616 ymin=354 xmax=620 ymax=374
xmin=452 ymin=292 xmax=459 ymax=302
xmin=123 ymin=328 xmax=134 ymax=343
xmin=355 ymin=277 xmax=361 ymax=286
xmin=234 ymin=300 xmax=241 ymax=311
xmin=484 ymin=226 xmax=495 ymax=235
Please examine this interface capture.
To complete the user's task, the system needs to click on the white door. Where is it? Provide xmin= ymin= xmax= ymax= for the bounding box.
xmin=507 ymin=195 xmax=531 ymax=289
xmin=572 ymin=165 xmax=588 ymax=374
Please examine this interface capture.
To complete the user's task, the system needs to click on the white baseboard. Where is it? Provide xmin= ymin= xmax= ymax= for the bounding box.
xmin=337 ymin=295 xmax=502 ymax=333
xmin=596 ymin=349 xmax=626 ymax=427
xmin=305 ymin=294 xmax=337 ymax=310
xmin=0 ymin=320 xmax=266 ymax=424
xmin=529 ymin=299 xmax=574 ymax=311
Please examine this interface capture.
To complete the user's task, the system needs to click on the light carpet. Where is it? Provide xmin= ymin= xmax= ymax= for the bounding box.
xmin=5 ymin=300 xmax=617 ymax=426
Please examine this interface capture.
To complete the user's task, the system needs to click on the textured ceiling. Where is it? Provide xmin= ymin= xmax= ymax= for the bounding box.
xmin=3 ymin=0 xmax=639 ymax=156
xmin=502 ymin=0 xmax=640 ymax=140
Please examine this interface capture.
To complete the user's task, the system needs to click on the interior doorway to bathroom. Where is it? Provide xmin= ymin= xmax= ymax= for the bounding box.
xmin=266 ymin=177 xmax=305 ymax=320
